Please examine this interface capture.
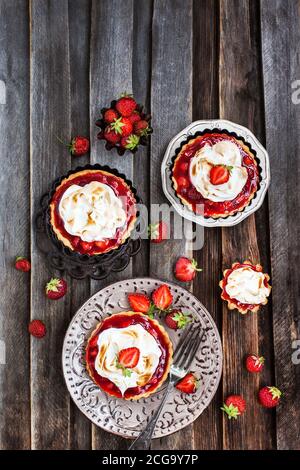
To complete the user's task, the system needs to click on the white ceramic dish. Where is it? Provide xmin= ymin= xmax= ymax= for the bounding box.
xmin=161 ymin=119 xmax=270 ymax=227
xmin=62 ymin=278 xmax=222 ymax=439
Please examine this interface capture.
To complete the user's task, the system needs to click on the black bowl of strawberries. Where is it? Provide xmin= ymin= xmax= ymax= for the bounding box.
xmin=96 ymin=94 xmax=152 ymax=155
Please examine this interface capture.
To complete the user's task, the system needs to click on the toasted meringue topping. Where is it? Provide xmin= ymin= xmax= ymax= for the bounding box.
xmin=189 ymin=140 xmax=248 ymax=202
xmin=58 ymin=181 xmax=126 ymax=242
xmin=225 ymin=266 xmax=270 ymax=305
xmin=95 ymin=324 xmax=162 ymax=395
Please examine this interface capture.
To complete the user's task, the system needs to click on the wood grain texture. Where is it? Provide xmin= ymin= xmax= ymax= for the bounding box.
xmin=0 ymin=0 xmax=30 ymax=450
xmin=132 ymin=0 xmax=153 ymax=278
xmin=219 ymin=0 xmax=275 ymax=450
xmin=30 ymin=0 xmax=71 ymax=449
xmin=89 ymin=0 xmax=134 ymax=450
xmin=261 ymin=0 xmax=300 ymax=450
xmin=192 ymin=0 xmax=223 ymax=450
xmin=68 ymin=0 xmax=91 ymax=450
xmin=150 ymin=0 xmax=194 ymax=450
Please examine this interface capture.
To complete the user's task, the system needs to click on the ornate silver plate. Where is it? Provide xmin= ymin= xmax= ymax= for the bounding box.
xmin=62 ymin=278 xmax=222 ymax=439
xmin=161 ymin=119 xmax=270 ymax=227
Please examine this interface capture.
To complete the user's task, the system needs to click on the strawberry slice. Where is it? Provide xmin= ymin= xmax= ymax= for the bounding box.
xmin=128 ymin=293 xmax=151 ymax=313
xmin=118 ymin=347 xmax=140 ymax=369
xmin=175 ymin=373 xmax=199 ymax=394
xmin=152 ymin=284 xmax=173 ymax=310
xmin=210 ymin=165 xmax=233 ymax=185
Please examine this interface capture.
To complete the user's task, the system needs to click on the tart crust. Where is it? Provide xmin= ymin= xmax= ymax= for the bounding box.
xmin=86 ymin=311 xmax=173 ymax=400
xmin=172 ymin=134 xmax=259 ymax=218
xmin=49 ymin=169 xmax=137 ymax=255
xmin=219 ymin=260 xmax=271 ymax=314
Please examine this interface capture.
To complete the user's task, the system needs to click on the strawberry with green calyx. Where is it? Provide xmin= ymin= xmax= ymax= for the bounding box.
xmin=258 ymin=386 xmax=282 ymax=408
xmin=110 ymin=116 xmax=133 ymax=137
xmin=129 ymin=112 xmax=142 ymax=125
xmin=120 ymin=134 xmax=140 ymax=150
xmin=127 ymin=293 xmax=156 ymax=319
xmin=15 ymin=257 xmax=31 ymax=272
xmin=221 ymin=395 xmax=246 ymax=419
xmin=174 ymin=257 xmax=202 ymax=282
xmin=45 ymin=278 xmax=67 ymax=300
xmin=152 ymin=284 xmax=173 ymax=311
xmin=134 ymin=120 xmax=150 ymax=137
xmin=56 ymin=135 xmax=90 ymax=156
xmin=245 ymin=354 xmax=265 ymax=373
xmin=115 ymin=93 xmax=137 ymax=117
xmin=165 ymin=310 xmax=192 ymax=330
xmin=103 ymin=126 xmax=121 ymax=144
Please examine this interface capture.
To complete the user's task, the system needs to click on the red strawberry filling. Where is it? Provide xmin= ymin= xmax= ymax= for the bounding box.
xmin=172 ymin=133 xmax=259 ymax=217
xmin=86 ymin=314 xmax=170 ymax=399
xmin=50 ymin=171 xmax=136 ymax=255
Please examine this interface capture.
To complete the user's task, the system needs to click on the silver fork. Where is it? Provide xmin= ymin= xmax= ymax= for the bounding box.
xmin=129 ymin=324 xmax=205 ymax=450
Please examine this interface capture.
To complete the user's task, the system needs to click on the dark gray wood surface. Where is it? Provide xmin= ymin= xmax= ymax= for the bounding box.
xmin=0 ymin=0 xmax=299 ymax=450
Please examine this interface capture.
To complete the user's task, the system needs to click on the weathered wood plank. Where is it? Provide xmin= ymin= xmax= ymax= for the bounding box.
xmin=89 ymin=0 xmax=134 ymax=450
xmin=132 ymin=0 xmax=153 ymax=278
xmin=192 ymin=0 xmax=223 ymax=450
xmin=30 ymin=0 xmax=71 ymax=449
xmin=149 ymin=0 xmax=194 ymax=450
xmin=0 ymin=0 xmax=30 ymax=450
xmin=219 ymin=0 xmax=275 ymax=450
xmin=261 ymin=0 xmax=300 ymax=450
xmin=68 ymin=0 xmax=92 ymax=450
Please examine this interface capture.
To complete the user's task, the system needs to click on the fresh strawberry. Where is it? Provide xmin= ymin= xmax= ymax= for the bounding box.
xmin=110 ymin=116 xmax=133 ymax=137
xmin=15 ymin=257 xmax=31 ymax=272
xmin=221 ymin=395 xmax=246 ymax=419
xmin=148 ymin=221 xmax=168 ymax=243
xmin=80 ymin=241 xmax=93 ymax=252
xmin=152 ymin=284 xmax=173 ymax=311
xmin=165 ymin=310 xmax=192 ymax=330
xmin=134 ymin=120 xmax=150 ymax=136
xmin=28 ymin=320 xmax=46 ymax=338
xmin=118 ymin=347 xmax=140 ymax=369
xmin=69 ymin=136 xmax=90 ymax=156
xmin=115 ymin=95 xmax=137 ymax=117
xmin=176 ymin=373 xmax=199 ymax=394
xmin=128 ymin=293 xmax=151 ymax=313
xmin=258 ymin=386 xmax=282 ymax=408
xmin=245 ymin=354 xmax=265 ymax=373
xmin=103 ymin=126 xmax=121 ymax=144
xmin=210 ymin=165 xmax=233 ymax=185
xmin=174 ymin=257 xmax=202 ymax=282
xmin=120 ymin=134 xmax=140 ymax=150
xmin=128 ymin=112 xmax=142 ymax=125
xmin=103 ymin=108 xmax=119 ymax=124
xmin=45 ymin=278 xmax=67 ymax=300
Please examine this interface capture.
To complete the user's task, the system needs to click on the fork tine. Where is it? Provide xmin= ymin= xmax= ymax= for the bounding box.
xmin=175 ymin=328 xmax=199 ymax=369
xmin=172 ymin=324 xmax=194 ymax=364
xmin=177 ymin=329 xmax=205 ymax=371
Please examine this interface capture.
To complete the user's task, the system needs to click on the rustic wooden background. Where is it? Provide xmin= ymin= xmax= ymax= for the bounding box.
xmin=0 ymin=0 xmax=299 ymax=450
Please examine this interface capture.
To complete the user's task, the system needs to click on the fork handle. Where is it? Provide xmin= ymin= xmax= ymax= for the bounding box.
xmin=129 ymin=378 xmax=172 ymax=450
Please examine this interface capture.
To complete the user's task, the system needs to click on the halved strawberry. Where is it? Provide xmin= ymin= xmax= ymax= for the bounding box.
xmin=165 ymin=310 xmax=192 ymax=330
xmin=152 ymin=284 xmax=173 ymax=310
xmin=176 ymin=373 xmax=199 ymax=394
xmin=118 ymin=347 xmax=140 ymax=369
xmin=174 ymin=257 xmax=202 ymax=282
xmin=128 ymin=293 xmax=151 ymax=313
xmin=210 ymin=165 xmax=233 ymax=185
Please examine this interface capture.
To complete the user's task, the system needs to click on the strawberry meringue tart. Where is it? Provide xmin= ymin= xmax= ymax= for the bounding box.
xmin=49 ymin=168 xmax=137 ymax=255
xmin=219 ymin=261 xmax=271 ymax=314
xmin=86 ymin=312 xmax=173 ymax=400
xmin=172 ymin=132 xmax=260 ymax=218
